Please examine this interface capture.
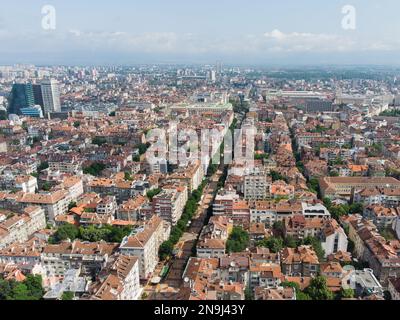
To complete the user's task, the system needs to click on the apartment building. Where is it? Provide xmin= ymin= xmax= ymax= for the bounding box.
xmin=182 ymin=257 xmax=245 ymax=300
xmin=301 ymin=202 xmax=331 ymax=219
xmin=96 ymin=196 xmax=118 ymax=216
xmin=41 ymin=241 xmax=119 ymax=278
xmin=319 ymin=177 xmax=400 ymax=200
xmin=354 ymin=187 xmax=400 ymax=207
xmin=43 ymin=268 xmax=88 ymax=300
xmin=254 ymin=287 xmax=296 ymax=300
xmin=320 ymin=219 xmax=349 ymax=257
xmin=61 ymin=176 xmax=84 ymax=201
xmin=91 ymin=255 xmax=141 ymax=300
xmin=168 ymin=160 xmax=204 ymax=193
xmin=341 ymin=268 xmax=384 ymax=297
xmin=363 ymin=237 xmax=400 ymax=286
xmin=347 ymin=215 xmax=380 ymax=259
xmin=0 ymin=237 xmax=45 ymax=269
xmin=218 ymin=254 xmax=249 ymax=285
xmin=248 ymin=262 xmax=282 ymax=289
xmin=87 ymin=178 xmax=141 ymax=203
xmin=280 ymin=246 xmax=320 ymax=277
xmin=364 ymin=205 xmax=399 ymax=229
xmin=48 ymin=154 xmax=83 ymax=175
xmin=170 ymin=102 xmax=233 ymax=116
xmin=18 ymin=190 xmax=71 ymax=222
xmin=244 ymin=172 xmax=271 ymax=200
xmin=213 ymin=188 xmax=240 ymax=216
xmin=284 ymin=215 xmax=325 ymax=240
xmin=119 ymin=216 xmax=170 ymax=279
xmin=197 ymin=216 xmax=233 ymax=258
xmin=152 ymin=186 xmax=187 ymax=225
xmin=117 ymin=195 xmax=148 ymax=222
xmin=249 ymin=201 xmax=303 ymax=227
xmin=0 ymin=175 xmax=37 ymax=193
xmin=196 ymin=239 xmax=226 ymax=259
xmin=0 ymin=206 xmax=46 ymax=249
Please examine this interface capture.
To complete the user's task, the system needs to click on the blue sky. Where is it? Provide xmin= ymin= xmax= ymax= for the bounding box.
xmin=0 ymin=0 xmax=399 ymax=65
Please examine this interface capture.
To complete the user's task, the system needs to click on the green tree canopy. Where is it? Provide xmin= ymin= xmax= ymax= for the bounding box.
xmin=147 ymin=188 xmax=162 ymax=201
xmin=53 ymin=224 xmax=80 ymax=243
xmin=226 ymin=227 xmax=250 ymax=253
xmin=257 ymin=236 xmax=284 ymax=253
xmin=0 ymin=275 xmax=44 ymax=300
xmin=340 ymin=288 xmax=355 ymax=299
xmin=304 ymin=276 xmax=334 ymax=300
xmin=159 ymin=241 xmax=174 ymax=261
xmin=62 ymin=291 xmax=74 ymax=300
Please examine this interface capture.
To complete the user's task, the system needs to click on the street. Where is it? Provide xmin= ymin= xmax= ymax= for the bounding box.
xmin=145 ymin=165 xmax=224 ymax=299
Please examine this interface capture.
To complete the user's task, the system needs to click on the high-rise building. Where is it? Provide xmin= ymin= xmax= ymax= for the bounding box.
xmin=32 ymin=84 xmax=44 ymax=108
xmin=41 ymin=79 xmax=61 ymax=113
xmin=216 ymin=61 xmax=223 ymax=75
xmin=207 ymin=70 xmax=216 ymax=83
xmin=7 ymin=83 xmax=35 ymax=115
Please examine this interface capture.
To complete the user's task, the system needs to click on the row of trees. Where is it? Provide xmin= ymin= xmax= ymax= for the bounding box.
xmin=50 ymin=224 xmax=133 ymax=244
xmin=229 ymin=98 xmax=249 ymax=114
xmin=159 ymin=181 xmax=206 ymax=260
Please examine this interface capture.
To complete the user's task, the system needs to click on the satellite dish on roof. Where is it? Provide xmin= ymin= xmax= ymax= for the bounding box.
xmin=184 ymin=277 xmax=190 ymax=283
xmin=230 ymin=261 xmax=236 ymax=268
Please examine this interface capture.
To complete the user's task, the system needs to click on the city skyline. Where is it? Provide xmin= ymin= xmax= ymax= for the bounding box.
xmin=1 ymin=0 xmax=400 ymax=65
xmin=2 ymin=0 xmax=400 ymax=308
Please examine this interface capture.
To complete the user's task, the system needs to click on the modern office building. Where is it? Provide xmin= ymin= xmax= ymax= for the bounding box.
xmin=41 ymin=79 xmax=61 ymax=113
xmin=32 ymin=84 xmax=44 ymax=108
xmin=8 ymin=83 xmax=35 ymax=115
xmin=20 ymin=105 xmax=44 ymax=118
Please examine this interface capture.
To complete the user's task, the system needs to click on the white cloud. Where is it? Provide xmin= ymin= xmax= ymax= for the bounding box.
xmin=260 ymin=29 xmax=400 ymax=54
xmin=1 ymin=28 xmax=400 ymax=57
xmin=263 ymin=29 xmax=349 ymax=52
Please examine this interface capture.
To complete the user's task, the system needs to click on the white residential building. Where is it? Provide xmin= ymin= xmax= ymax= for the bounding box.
xmin=0 ymin=206 xmax=46 ymax=249
xmin=18 ymin=190 xmax=71 ymax=222
xmin=41 ymin=79 xmax=61 ymax=113
xmin=41 ymin=241 xmax=118 ymax=278
xmin=320 ymin=219 xmax=348 ymax=257
xmin=119 ymin=216 xmax=170 ymax=279
xmin=152 ymin=186 xmax=187 ymax=225
xmin=244 ymin=171 xmax=270 ymax=200
xmin=92 ymin=255 xmax=141 ymax=300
